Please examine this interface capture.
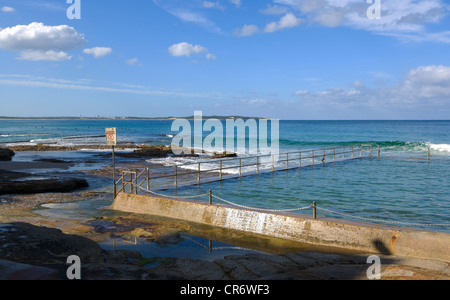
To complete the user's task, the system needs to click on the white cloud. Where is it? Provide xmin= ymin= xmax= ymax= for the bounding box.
xmin=126 ymin=57 xmax=141 ymax=66
xmin=203 ymin=1 xmax=225 ymax=10
xmin=0 ymin=74 xmax=220 ymax=99
xmin=0 ymin=22 xmax=86 ymax=51
xmin=83 ymin=47 xmax=112 ymax=58
xmin=168 ymin=42 xmax=207 ymax=57
xmin=295 ymin=65 xmax=450 ymax=112
xmin=206 ymin=53 xmax=217 ymax=60
xmin=0 ymin=22 xmax=86 ymax=61
xmin=260 ymin=4 xmax=290 ymax=15
xmin=17 ymin=50 xmax=72 ymax=61
xmin=229 ymin=0 xmax=242 ymax=8
xmin=168 ymin=42 xmax=216 ymax=61
xmin=234 ymin=12 xmax=303 ymax=37
xmin=233 ymin=24 xmax=260 ymax=37
xmin=400 ymin=65 xmax=450 ymax=98
xmin=264 ymin=13 xmax=304 ymax=33
xmin=1 ymin=6 xmax=15 ymax=13
xmin=152 ymin=0 xmax=222 ymax=33
xmin=273 ymin=0 xmax=450 ymax=42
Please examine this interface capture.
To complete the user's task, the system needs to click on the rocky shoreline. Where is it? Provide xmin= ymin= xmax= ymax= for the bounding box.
xmin=0 ymin=177 xmax=89 ymax=195
xmin=0 ymin=148 xmax=15 ymax=161
xmin=1 ymin=222 xmax=449 ymax=280
xmin=6 ymin=144 xmax=237 ymax=159
xmin=1 ymin=146 xmax=449 ymax=280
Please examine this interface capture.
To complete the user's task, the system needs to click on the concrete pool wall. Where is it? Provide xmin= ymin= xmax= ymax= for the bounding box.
xmin=111 ymin=192 xmax=450 ymax=263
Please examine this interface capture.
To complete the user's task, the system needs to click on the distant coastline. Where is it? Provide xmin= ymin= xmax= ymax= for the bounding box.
xmin=0 ymin=115 xmax=266 ymax=121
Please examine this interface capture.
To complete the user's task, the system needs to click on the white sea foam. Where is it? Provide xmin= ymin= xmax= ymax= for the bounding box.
xmin=429 ymin=143 xmax=450 ymax=153
xmin=5 ymin=142 xmax=37 ymax=147
xmin=78 ymin=148 xmax=138 ymax=153
xmin=0 ymin=134 xmax=38 ymax=137
xmin=148 ymin=154 xmax=283 ymax=175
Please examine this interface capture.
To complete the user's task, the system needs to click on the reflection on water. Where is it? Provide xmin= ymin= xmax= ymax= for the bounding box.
xmin=101 ymin=234 xmax=264 ymax=266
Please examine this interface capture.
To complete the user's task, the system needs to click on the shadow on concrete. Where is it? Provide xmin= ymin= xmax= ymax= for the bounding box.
xmin=372 ymin=238 xmax=392 ymax=256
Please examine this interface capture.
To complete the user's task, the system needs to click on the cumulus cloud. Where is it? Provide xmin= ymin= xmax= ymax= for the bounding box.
xmin=295 ymin=65 xmax=450 ymax=113
xmin=264 ymin=13 xmax=304 ymax=33
xmin=233 ymin=13 xmax=303 ymax=36
xmin=206 ymin=53 xmax=217 ymax=60
xmin=400 ymin=65 xmax=450 ymax=98
xmin=260 ymin=4 xmax=290 ymax=15
xmin=168 ymin=42 xmax=216 ymax=61
xmin=168 ymin=42 xmax=207 ymax=57
xmin=0 ymin=22 xmax=86 ymax=61
xmin=233 ymin=24 xmax=260 ymax=37
xmin=17 ymin=50 xmax=72 ymax=62
xmin=83 ymin=47 xmax=112 ymax=58
xmin=0 ymin=22 xmax=86 ymax=51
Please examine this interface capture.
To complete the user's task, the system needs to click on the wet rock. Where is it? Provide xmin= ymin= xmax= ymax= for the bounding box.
xmin=0 ymin=170 xmax=32 ymax=181
xmin=0 ymin=260 xmax=57 ymax=280
xmin=0 ymin=223 xmax=104 ymax=265
xmin=0 ymin=148 xmax=15 ymax=161
xmin=1 ymin=223 xmax=448 ymax=280
xmin=7 ymin=144 xmax=136 ymax=152
xmin=153 ymin=258 xmax=231 ymax=280
xmin=34 ymin=158 xmax=73 ymax=164
xmin=209 ymin=152 xmax=237 ymax=159
xmin=0 ymin=178 xmax=89 ymax=195
xmin=113 ymin=145 xmax=172 ymax=158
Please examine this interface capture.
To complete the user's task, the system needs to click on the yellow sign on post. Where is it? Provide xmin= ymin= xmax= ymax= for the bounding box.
xmin=106 ymin=128 xmax=117 ymax=199
xmin=106 ymin=128 xmax=117 ymax=146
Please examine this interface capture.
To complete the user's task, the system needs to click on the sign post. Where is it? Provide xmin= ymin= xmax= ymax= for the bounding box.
xmin=106 ymin=128 xmax=117 ymax=199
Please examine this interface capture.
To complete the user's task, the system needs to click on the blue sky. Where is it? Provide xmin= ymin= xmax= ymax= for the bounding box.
xmin=0 ymin=0 xmax=450 ymax=119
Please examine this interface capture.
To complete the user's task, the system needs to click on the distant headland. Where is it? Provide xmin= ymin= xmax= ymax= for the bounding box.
xmin=0 ymin=115 xmax=269 ymax=121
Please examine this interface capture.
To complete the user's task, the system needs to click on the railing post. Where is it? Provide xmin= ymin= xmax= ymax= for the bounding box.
xmin=134 ymin=172 xmax=137 ymax=194
xmin=130 ymin=173 xmax=133 ymax=194
xmin=272 ymin=154 xmax=275 ymax=172
xmin=174 ymin=166 xmax=178 ymax=190
xmin=147 ymin=168 xmax=150 ymax=192
xmin=256 ymin=156 xmax=259 ymax=175
xmin=313 ymin=201 xmax=317 ymax=220
xmin=113 ymin=171 xmax=117 ymax=199
xmin=122 ymin=171 xmax=124 ymax=195
xmin=299 ymin=152 xmax=301 ymax=170
xmin=239 ymin=158 xmax=242 ymax=177
xmin=209 ymin=190 xmax=212 ymax=205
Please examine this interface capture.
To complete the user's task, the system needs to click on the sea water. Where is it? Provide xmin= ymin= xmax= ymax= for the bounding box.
xmin=1 ymin=120 xmax=449 ymax=232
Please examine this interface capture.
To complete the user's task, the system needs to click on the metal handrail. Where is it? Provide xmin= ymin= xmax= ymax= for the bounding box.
xmin=114 ymin=145 xmax=377 ymax=194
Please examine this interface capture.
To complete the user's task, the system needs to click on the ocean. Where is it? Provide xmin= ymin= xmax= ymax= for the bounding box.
xmin=1 ymin=119 xmax=449 ymax=232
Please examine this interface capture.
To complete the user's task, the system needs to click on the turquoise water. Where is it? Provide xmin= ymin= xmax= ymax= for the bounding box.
xmin=171 ymin=157 xmax=450 ymax=232
xmin=1 ymin=120 xmax=449 ymax=232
